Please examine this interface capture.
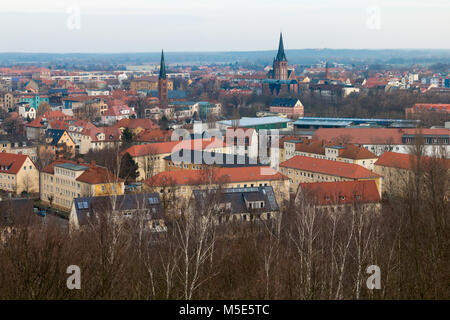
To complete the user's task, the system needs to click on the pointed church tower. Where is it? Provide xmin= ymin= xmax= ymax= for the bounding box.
xmin=158 ymin=49 xmax=168 ymax=108
xmin=273 ymin=33 xmax=289 ymax=80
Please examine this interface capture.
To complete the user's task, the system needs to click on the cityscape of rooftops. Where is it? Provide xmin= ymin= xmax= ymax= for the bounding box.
xmin=0 ymin=0 xmax=448 ymax=310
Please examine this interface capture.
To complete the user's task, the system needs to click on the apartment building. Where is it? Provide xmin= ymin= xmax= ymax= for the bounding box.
xmin=70 ymin=193 xmax=166 ymax=232
xmin=40 ymin=160 xmax=124 ymax=212
xmin=143 ymin=166 xmax=290 ymax=208
xmin=0 ymin=152 xmax=39 ymax=194
xmin=373 ymin=152 xmax=450 ymax=197
xmin=284 ymin=139 xmax=378 ymax=170
xmin=0 ymin=138 xmax=37 ymax=162
xmin=279 ymin=155 xmax=382 ymax=195
xmin=190 ymin=186 xmax=281 ymax=225
xmin=123 ymin=138 xmax=228 ymax=180
xmin=296 ymin=180 xmax=381 ymax=214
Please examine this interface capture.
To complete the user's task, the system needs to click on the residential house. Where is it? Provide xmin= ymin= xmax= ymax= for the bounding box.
xmin=17 ymin=103 xmax=36 ymax=119
xmin=190 ymin=186 xmax=281 ymax=225
xmin=113 ymin=118 xmax=159 ymax=136
xmin=69 ymin=193 xmax=166 ymax=232
xmin=39 ymin=129 xmax=76 ymax=160
xmin=0 ymin=137 xmax=37 ymax=162
xmin=0 ymin=152 xmax=39 ymax=194
xmin=101 ymin=104 xmax=136 ymax=125
xmin=79 ymin=126 xmax=122 ymax=154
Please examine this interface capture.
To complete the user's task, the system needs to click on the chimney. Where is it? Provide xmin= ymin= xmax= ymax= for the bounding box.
xmin=90 ymin=160 xmax=96 ymax=168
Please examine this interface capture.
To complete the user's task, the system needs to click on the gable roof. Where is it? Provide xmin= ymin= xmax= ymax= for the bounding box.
xmin=292 ymin=140 xmax=377 ymax=160
xmin=144 ymin=166 xmax=288 ymax=187
xmin=72 ymin=193 xmax=163 ymax=226
xmin=329 ymin=144 xmax=377 ymax=160
xmin=82 ymin=126 xmax=121 ymax=142
xmin=76 ymin=166 xmax=122 ymax=184
xmin=270 ymin=98 xmax=300 ymax=107
xmin=280 ymin=156 xmax=380 ymax=179
xmin=298 ymin=180 xmax=381 ymax=205
xmin=44 ymin=129 xmax=68 ymax=146
xmin=313 ymin=128 xmax=450 ymax=145
xmin=0 ymin=152 xmax=30 ymax=174
xmin=124 ymin=138 xmax=226 ymax=157
xmin=114 ymin=118 xmax=158 ymax=131
xmin=374 ymin=151 xmax=450 ymax=170
xmin=192 ymin=186 xmax=279 ymax=215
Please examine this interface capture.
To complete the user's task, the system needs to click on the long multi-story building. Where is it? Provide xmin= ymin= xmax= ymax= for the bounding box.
xmin=279 ymin=155 xmax=382 ymax=195
xmin=143 ymin=166 xmax=290 ymax=208
xmin=40 ymin=159 xmax=124 ymax=212
xmin=283 ymin=139 xmax=378 ymax=170
xmin=123 ymin=138 xmax=228 ymax=180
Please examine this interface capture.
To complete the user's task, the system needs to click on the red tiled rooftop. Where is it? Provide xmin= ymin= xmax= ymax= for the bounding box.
xmin=144 ymin=166 xmax=288 ymax=187
xmin=298 ymin=180 xmax=381 ymax=205
xmin=0 ymin=152 xmax=30 ymax=174
xmin=76 ymin=166 xmax=122 ymax=184
xmin=123 ymin=138 xmax=226 ymax=157
xmin=313 ymin=128 xmax=450 ymax=145
xmin=280 ymin=156 xmax=380 ymax=179
xmin=374 ymin=152 xmax=450 ymax=170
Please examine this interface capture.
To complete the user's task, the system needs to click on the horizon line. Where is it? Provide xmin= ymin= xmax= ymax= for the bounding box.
xmin=1 ymin=48 xmax=450 ymax=55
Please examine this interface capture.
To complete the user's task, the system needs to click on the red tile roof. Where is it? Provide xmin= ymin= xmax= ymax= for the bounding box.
xmin=333 ymin=144 xmax=377 ymax=160
xmin=124 ymin=138 xmax=226 ymax=157
xmin=374 ymin=152 xmax=450 ymax=170
xmin=144 ymin=166 xmax=288 ymax=187
xmin=103 ymin=104 xmax=136 ymax=117
xmin=41 ymin=159 xmax=122 ymax=184
xmin=313 ymin=128 xmax=450 ymax=145
xmin=49 ymin=120 xmax=70 ymax=130
xmin=76 ymin=166 xmax=122 ymax=184
xmin=0 ymin=152 xmax=30 ymax=174
xmin=298 ymin=180 xmax=381 ymax=205
xmin=136 ymin=129 xmax=173 ymax=142
xmin=280 ymin=156 xmax=380 ymax=179
xmin=82 ymin=126 xmax=122 ymax=142
xmin=114 ymin=118 xmax=159 ymax=131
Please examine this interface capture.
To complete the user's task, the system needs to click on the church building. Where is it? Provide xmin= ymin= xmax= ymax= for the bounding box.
xmin=262 ymin=33 xmax=299 ymax=96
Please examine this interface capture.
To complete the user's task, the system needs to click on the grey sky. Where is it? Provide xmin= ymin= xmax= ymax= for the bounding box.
xmin=1 ymin=0 xmax=449 ymax=52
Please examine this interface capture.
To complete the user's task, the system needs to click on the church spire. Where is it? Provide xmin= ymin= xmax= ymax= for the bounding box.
xmin=275 ymin=32 xmax=287 ymax=62
xmin=159 ymin=49 xmax=167 ymax=79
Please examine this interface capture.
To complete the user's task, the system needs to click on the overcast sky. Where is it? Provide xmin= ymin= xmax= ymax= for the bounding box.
xmin=1 ymin=0 xmax=449 ymax=52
